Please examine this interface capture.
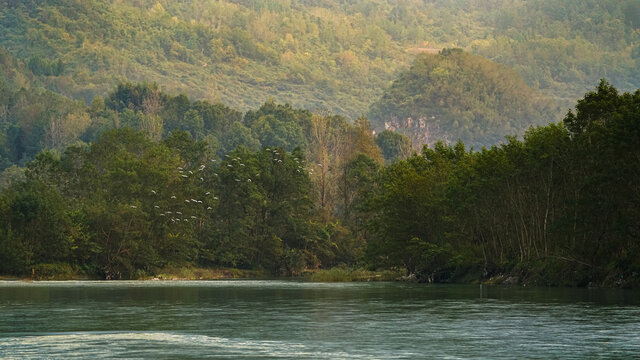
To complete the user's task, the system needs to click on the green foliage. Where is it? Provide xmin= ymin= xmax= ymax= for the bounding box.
xmin=0 ymin=85 xmax=88 ymax=166
xmin=0 ymin=165 xmax=26 ymax=189
xmin=364 ymin=81 xmax=640 ymax=286
xmin=375 ymin=130 xmax=411 ymax=163
xmin=369 ymin=50 xmax=562 ymax=148
xmin=0 ymin=0 xmax=637 ymax=120
xmin=0 ymin=46 xmax=638 ymax=288
xmin=0 ymin=180 xmax=74 ymax=275
xmin=307 ymin=267 xmax=404 ymax=282
xmin=245 ymin=102 xmax=311 ymax=152
xmin=219 ymin=121 xmax=261 ymax=155
xmin=106 ymin=82 xmax=165 ymax=113
xmin=32 ymin=263 xmax=75 ymax=280
xmin=3 ymin=117 xmax=379 ymax=277
xmin=28 ymin=57 xmax=64 ymax=76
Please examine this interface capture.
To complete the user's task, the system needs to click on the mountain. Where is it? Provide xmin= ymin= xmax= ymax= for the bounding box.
xmin=368 ymin=49 xmax=561 ymax=148
xmin=0 ymin=0 xmax=638 ymax=119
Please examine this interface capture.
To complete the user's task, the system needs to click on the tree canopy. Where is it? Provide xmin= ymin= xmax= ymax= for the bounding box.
xmin=0 ymin=0 xmax=637 ymax=118
xmin=368 ymin=50 xmax=562 ymax=148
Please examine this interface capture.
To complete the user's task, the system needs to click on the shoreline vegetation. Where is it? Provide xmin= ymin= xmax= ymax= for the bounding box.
xmin=0 ymin=266 xmax=404 ymax=283
xmin=1 ymin=1 xmax=640 ymax=291
xmin=1 ymin=81 xmax=639 ymax=289
xmin=1 ymin=265 xmax=636 ymax=288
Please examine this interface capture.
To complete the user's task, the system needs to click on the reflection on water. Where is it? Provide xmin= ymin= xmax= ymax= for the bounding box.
xmin=1 ymin=281 xmax=639 ymax=359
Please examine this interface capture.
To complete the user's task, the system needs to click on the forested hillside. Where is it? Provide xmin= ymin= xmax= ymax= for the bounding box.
xmin=0 ymin=0 xmax=638 ymax=119
xmin=0 ymin=0 xmax=639 ymax=286
xmin=368 ymin=49 xmax=561 ymax=148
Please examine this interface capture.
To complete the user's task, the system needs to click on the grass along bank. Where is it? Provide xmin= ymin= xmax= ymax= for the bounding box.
xmin=304 ymin=268 xmax=405 ymax=282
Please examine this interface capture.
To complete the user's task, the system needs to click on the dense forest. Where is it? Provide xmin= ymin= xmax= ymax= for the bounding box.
xmin=0 ymin=0 xmax=639 ymax=287
xmin=0 ymin=80 xmax=638 ymax=288
xmin=368 ymin=49 xmax=561 ymax=148
xmin=0 ymin=0 xmax=638 ymax=118
xmin=367 ymin=81 xmax=640 ymax=287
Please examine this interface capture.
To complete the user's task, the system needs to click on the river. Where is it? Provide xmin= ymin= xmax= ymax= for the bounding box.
xmin=1 ymin=280 xmax=639 ymax=359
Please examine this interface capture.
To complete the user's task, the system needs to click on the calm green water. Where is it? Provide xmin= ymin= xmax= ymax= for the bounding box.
xmin=0 ymin=281 xmax=639 ymax=359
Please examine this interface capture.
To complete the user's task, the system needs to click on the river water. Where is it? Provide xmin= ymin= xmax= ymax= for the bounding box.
xmin=0 ymin=280 xmax=639 ymax=359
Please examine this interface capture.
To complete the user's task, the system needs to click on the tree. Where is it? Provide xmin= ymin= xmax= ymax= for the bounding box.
xmin=219 ymin=122 xmax=261 ymax=155
xmin=0 ymin=181 xmax=73 ymax=274
xmin=251 ymin=114 xmax=306 ymax=152
xmin=376 ymin=130 xmax=412 ymax=163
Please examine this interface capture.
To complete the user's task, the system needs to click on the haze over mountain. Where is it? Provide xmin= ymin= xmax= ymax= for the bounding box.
xmin=368 ymin=49 xmax=561 ymax=148
xmin=0 ymin=0 xmax=638 ymax=120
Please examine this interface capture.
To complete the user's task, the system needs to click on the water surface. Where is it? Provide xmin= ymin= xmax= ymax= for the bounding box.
xmin=1 ymin=281 xmax=639 ymax=359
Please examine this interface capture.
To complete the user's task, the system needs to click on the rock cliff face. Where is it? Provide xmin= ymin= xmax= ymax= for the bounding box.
xmin=383 ymin=115 xmax=445 ymax=150
xmin=368 ymin=49 xmax=563 ymax=149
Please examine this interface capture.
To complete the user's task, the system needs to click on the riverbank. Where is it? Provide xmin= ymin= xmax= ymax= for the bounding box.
xmin=0 ymin=266 xmax=404 ymax=282
xmin=0 ymin=266 xmax=267 ymax=281
xmin=304 ymin=267 xmax=404 ymax=282
xmin=2 ymin=264 xmax=637 ymax=288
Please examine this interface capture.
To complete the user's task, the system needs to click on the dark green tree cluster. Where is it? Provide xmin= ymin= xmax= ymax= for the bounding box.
xmin=0 ymin=82 xmax=384 ymax=279
xmin=0 ymin=84 xmax=87 ymax=168
xmin=27 ymin=57 xmax=64 ymax=76
xmin=375 ymin=130 xmax=412 ymax=163
xmin=1 ymin=80 xmax=638 ymax=287
xmin=365 ymin=81 xmax=640 ymax=287
xmin=0 ymin=127 xmax=353 ymax=278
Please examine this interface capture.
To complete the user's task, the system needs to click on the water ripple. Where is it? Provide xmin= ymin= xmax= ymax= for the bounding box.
xmin=0 ymin=282 xmax=639 ymax=359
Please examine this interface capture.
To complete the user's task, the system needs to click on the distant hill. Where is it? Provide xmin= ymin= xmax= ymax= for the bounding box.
xmin=0 ymin=0 xmax=638 ymax=119
xmin=368 ymin=49 xmax=562 ymax=148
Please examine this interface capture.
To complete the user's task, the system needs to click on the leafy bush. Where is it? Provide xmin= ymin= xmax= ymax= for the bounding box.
xmin=32 ymin=263 xmax=75 ymax=280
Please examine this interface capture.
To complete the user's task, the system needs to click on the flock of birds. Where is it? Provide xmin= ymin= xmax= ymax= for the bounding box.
xmin=130 ymin=148 xmax=316 ymax=226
